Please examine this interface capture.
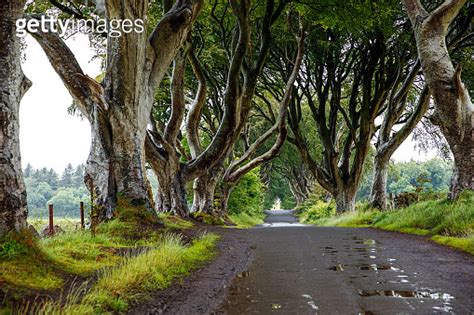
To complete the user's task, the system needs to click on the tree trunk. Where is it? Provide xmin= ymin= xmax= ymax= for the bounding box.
xmin=191 ymin=167 xmax=221 ymax=214
xmin=217 ymin=183 xmax=234 ymax=217
xmin=149 ymin=153 xmax=189 ymax=217
xmin=0 ymin=0 xmax=32 ymax=236
xmin=30 ymin=0 xmax=203 ymax=221
xmin=448 ymin=123 xmax=474 ymax=198
xmin=85 ymin=108 xmax=153 ymax=218
xmin=370 ymin=155 xmax=389 ymax=210
xmin=334 ymin=188 xmax=356 ymax=213
xmin=403 ymin=0 xmax=473 ymax=199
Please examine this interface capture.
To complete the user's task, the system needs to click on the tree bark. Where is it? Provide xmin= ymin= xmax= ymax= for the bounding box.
xmin=370 ymin=155 xmax=390 ymax=210
xmin=191 ymin=165 xmax=222 ymax=214
xmin=403 ymin=0 xmax=473 ymax=199
xmin=335 ymin=187 xmax=357 ymax=213
xmin=0 ymin=0 xmax=32 ymax=236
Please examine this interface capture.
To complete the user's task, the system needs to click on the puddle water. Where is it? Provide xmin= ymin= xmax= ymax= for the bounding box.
xmin=359 ymin=264 xmax=400 ymax=271
xmin=261 ymin=222 xmax=308 ymax=227
xmin=271 ymin=303 xmax=282 ymax=309
xmin=329 ymin=263 xmax=345 ymax=271
xmin=358 ymin=290 xmax=454 ymax=300
xmin=238 ymin=270 xmax=250 ymax=278
xmin=302 ymin=294 xmax=319 ymax=311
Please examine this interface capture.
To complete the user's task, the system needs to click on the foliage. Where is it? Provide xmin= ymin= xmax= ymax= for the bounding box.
xmin=227 ymin=168 xmax=265 ymax=218
xmin=298 ymin=201 xmax=336 ymax=223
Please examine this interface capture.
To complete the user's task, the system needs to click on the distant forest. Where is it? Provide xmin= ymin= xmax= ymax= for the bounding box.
xmin=24 ymin=164 xmax=89 ymax=219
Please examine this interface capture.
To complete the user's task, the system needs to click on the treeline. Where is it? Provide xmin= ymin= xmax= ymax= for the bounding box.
xmin=24 ymin=164 xmax=90 ymax=219
xmin=357 ymin=159 xmax=452 ymax=201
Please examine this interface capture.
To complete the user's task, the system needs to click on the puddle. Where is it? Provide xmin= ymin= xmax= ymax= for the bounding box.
xmin=363 ymin=239 xmax=376 ymax=246
xmin=329 ymin=264 xmax=345 ymax=271
xmin=238 ymin=270 xmax=250 ymax=278
xmin=359 ymin=264 xmax=400 ymax=271
xmin=271 ymin=303 xmax=282 ymax=309
xmin=358 ymin=290 xmax=455 ymax=301
xmin=302 ymin=294 xmax=319 ymax=311
xmin=261 ymin=222 xmax=308 ymax=227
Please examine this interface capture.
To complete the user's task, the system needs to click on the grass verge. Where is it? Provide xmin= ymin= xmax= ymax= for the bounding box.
xmin=22 ymin=233 xmax=219 ymax=314
xmin=228 ymin=212 xmax=264 ymax=228
xmin=299 ymin=191 xmax=474 ymax=255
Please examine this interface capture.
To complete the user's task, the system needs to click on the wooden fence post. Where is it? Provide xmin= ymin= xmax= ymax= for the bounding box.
xmin=80 ymin=201 xmax=85 ymax=229
xmin=48 ymin=204 xmax=54 ymax=235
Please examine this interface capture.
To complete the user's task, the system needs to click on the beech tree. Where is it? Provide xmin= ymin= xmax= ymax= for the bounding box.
xmin=403 ymin=0 xmax=473 ymax=198
xmin=0 ymin=0 xmax=32 ymax=235
xmin=146 ymin=0 xmax=297 ymax=217
xmin=289 ymin=26 xmax=404 ymax=213
xmin=30 ymin=0 xmax=203 ymax=220
xmin=218 ymin=23 xmax=305 ymax=214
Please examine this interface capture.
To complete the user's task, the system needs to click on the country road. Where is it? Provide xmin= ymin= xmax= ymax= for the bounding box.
xmin=220 ymin=210 xmax=474 ymax=314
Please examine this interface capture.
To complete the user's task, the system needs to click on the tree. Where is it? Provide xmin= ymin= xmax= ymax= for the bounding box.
xmin=0 ymin=0 xmax=32 ymax=236
xmin=217 ymin=18 xmax=305 ymax=214
xmin=289 ymin=26 xmax=402 ymax=213
xmin=403 ymin=0 xmax=473 ymax=199
xmin=29 ymin=0 xmax=203 ymax=220
xmin=146 ymin=0 xmax=295 ymax=216
xmin=61 ymin=163 xmax=75 ymax=187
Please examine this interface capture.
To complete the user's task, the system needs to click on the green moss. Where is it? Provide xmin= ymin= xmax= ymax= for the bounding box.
xmin=192 ymin=212 xmax=225 ymax=225
xmin=0 ymin=231 xmax=63 ymax=290
xmin=157 ymin=213 xmax=194 ymax=230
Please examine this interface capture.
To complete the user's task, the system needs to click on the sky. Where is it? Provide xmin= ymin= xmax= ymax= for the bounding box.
xmin=19 ymin=34 xmax=437 ymax=174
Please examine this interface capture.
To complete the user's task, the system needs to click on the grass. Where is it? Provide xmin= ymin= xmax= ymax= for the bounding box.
xmin=28 ymin=217 xmax=81 ymax=233
xmin=23 ymin=233 xmax=219 ymax=314
xmin=228 ymin=212 xmax=264 ymax=228
xmin=0 ymin=231 xmax=63 ymax=290
xmin=299 ymin=191 xmax=474 ymax=255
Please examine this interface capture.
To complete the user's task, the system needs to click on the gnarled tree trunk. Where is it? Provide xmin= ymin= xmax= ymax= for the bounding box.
xmin=370 ymin=155 xmax=390 ymax=210
xmin=191 ymin=165 xmax=223 ymax=214
xmin=31 ymin=0 xmax=203 ymax=220
xmin=335 ymin=187 xmax=357 ymax=213
xmin=0 ymin=0 xmax=32 ymax=236
xmin=403 ymin=0 xmax=473 ymax=199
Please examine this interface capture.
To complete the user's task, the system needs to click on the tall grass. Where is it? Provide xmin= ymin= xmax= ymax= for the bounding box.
xmin=19 ymin=233 xmax=219 ymax=314
xmin=228 ymin=212 xmax=264 ymax=228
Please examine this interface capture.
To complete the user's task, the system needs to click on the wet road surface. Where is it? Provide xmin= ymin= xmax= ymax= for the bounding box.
xmin=220 ymin=210 xmax=474 ymax=314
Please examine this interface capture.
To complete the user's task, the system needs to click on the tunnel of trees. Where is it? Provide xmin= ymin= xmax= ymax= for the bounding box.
xmin=0 ymin=0 xmax=472 ymax=236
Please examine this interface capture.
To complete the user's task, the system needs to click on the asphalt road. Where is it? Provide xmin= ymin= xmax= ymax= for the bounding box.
xmin=220 ymin=210 xmax=474 ymax=314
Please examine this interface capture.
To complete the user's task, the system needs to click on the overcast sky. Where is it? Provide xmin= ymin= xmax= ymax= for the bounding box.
xmin=19 ymin=33 xmax=437 ymax=174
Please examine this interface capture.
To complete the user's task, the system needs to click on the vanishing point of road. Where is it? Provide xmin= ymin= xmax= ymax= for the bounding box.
xmin=220 ymin=210 xmax=474 ymax=314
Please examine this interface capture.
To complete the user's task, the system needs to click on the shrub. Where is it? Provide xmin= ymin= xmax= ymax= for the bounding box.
xmin=298 ymin=201 xmax=336 ymax=223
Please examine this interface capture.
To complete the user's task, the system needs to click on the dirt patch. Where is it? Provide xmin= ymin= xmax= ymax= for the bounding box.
xmin=128 ymin=226 xmax=253 ymax=314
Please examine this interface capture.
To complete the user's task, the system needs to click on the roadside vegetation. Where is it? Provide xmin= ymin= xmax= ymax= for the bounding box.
xmin=297 ymin=191 xmax=474 ymax=255
xmin=0 ymin=201 xmax=218 ymax=313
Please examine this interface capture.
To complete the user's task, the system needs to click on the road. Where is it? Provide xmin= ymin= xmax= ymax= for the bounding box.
xmin=220 ymin=210 xmax=474 ymax=314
